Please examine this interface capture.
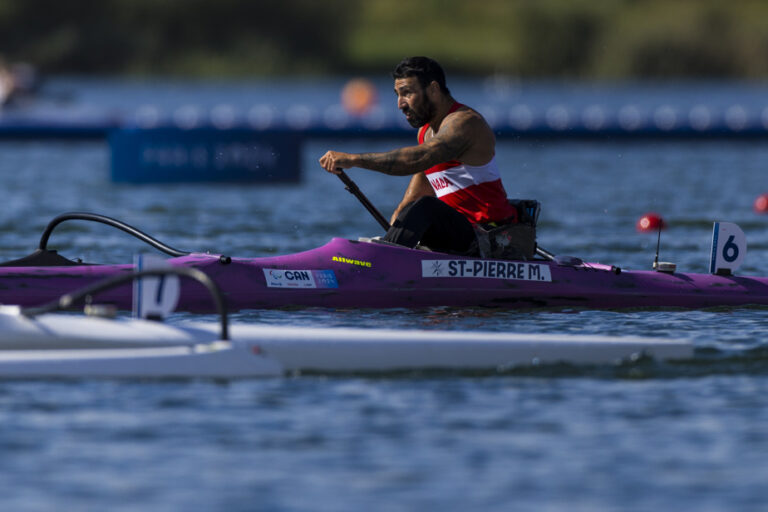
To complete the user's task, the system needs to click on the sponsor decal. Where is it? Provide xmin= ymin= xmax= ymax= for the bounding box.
xmin=263 ymin=269 xmax=339 ymax=289
xmin=314 ymin=270 xmax=339 ymax=288
xmin=421 ymin=259 xmax=552 ymax=282
xmin=332 ymin=255 xmax=372 ymax=268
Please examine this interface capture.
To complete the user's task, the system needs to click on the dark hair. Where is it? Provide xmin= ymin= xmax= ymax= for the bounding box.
xmin=392 ymin=56 xmax=450 ymax=95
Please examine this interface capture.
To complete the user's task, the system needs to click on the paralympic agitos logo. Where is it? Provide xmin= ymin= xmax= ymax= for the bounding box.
xmin=268 ymin=269 xmax=312 ymax=281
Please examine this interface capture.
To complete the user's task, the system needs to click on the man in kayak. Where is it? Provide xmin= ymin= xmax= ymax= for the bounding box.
xmin=319 ymin=56 xmax=517 ymax=254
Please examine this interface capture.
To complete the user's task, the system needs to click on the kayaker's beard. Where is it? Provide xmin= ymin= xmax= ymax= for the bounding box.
xmin=401 ymin=93 xmax=435 ymax=128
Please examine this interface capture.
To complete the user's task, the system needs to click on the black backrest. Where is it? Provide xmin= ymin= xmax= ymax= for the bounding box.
xmin=508 ymin=199 xmax=540 ymax=227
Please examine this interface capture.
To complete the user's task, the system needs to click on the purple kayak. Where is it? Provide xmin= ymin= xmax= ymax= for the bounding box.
xmin=0 ymin=212 xmax=767 ymax=312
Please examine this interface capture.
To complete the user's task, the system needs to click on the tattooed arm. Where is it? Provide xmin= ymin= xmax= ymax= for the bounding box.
xmin=318 ymin=109 xmax=487 ymax=176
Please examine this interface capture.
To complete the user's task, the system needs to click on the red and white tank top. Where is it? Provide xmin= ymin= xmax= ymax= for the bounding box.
xmin=419 ymin=103 xmax=517 ymax=224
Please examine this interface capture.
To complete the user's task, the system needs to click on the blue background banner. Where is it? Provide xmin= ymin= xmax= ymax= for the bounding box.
xmin=109 ymin=127 xmax=302 ymax=183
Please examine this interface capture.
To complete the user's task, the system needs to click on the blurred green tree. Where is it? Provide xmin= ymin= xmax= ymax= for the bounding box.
xmin=0 ymin=0 xmax=359 ymax=75
xmin=1 ymin=0 xmax=768 ymax=78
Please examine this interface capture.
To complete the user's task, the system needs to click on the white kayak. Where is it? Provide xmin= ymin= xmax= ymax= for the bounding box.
xmin=0 ymin=305 xmax=693 ymax=378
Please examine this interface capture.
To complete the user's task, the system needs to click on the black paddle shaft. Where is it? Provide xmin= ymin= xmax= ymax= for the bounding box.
xmin=336 ymin=170 xmax=391 ymax=231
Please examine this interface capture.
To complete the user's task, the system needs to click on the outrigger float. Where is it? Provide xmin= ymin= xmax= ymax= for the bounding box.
xmin=0 ymin=268 xmax=692 ymax=378
xmin=0 ymin=173 xmax=764 ymax=312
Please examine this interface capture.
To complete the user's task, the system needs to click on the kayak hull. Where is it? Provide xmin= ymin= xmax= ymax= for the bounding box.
xmin=1 ymin=238 xmax=768 ymax=311
xmin=0 ymin=307 xmax=693 ymax=377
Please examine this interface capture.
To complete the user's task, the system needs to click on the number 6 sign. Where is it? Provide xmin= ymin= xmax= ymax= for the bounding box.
xmin=709 ymin=222 xmax=747 ymax=275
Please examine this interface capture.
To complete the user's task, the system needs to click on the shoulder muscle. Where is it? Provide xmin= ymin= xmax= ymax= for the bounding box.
xmin=426 ymin=109 xmax=492 ymax=162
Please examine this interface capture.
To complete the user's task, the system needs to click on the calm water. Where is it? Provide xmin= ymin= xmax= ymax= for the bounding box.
xmin=0 ymin=80 xmax=768 ymax=510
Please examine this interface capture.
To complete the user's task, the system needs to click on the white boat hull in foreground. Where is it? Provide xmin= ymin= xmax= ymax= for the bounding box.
xmin=0 ymin=306 xmax=693 ymax=378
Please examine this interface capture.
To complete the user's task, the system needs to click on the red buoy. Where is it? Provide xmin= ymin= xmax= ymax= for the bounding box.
xmin=754 ymin=193 xmax=768 ymax=213
xmin=636 ymin=213 xmax=666 ymax=232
